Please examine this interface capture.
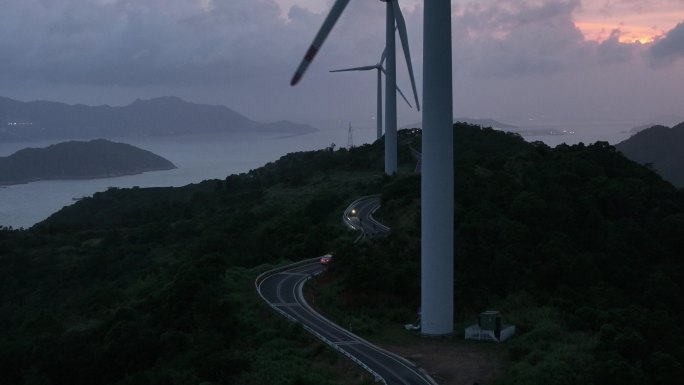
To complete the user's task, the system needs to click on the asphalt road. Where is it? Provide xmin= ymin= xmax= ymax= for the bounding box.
xmin=256 ymin=260 xmax=435 ymax=385
xmin=343 ymin=195 xmax=391 ymax=238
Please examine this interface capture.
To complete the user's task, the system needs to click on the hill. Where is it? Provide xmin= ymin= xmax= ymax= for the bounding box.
xmin=0 ymin=96 xmax=317 ymax=141
xmin=0 ymin=139 xmax=176 ymax=185
xmin=616 ymin=122 xmax=684 ymax=187
xmin=1 ymin=125 xmax=683 ymax=384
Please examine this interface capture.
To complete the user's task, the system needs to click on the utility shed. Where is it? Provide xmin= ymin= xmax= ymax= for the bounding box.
xmin=465 ymin=310 xmax=516 ymax=342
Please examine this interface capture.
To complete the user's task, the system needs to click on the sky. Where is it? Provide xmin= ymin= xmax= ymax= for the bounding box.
xmin=1 ymin=0 xmax=683 ymax=131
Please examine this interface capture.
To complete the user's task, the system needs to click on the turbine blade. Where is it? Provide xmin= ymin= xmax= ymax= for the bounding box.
xmin=392 ymin=0 xmax=420 ymax=111
xmin=396 ymin=84 xmax=413 ymax=109
xmin=380 ymin=67 xmax=413 ymax=109
xmin=330 ymin=65 xmax=378 ymax=72
xmin=291 ymin=0 xmax=351 ymax=86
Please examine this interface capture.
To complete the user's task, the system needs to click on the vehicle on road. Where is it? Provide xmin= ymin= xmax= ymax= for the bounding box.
xmin=319 ymin=254 xmax=333 ymax=264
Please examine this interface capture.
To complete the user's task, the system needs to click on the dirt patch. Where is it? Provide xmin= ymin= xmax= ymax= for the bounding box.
xmin=303 ymin=275 xmax=508 ymax=384
xmin=380 ymin=342 xmax=506 ymax=385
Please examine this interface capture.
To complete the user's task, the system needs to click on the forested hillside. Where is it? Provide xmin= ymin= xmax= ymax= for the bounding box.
xmin=616 ymin=122 xmax=684 ymax=187
xmin=324 ymin=125 xmax=684 ymax=385
xmin=0 ymin=140 xmax=387 ymax=385
xmin=1 ymin=124 xmax=683 ymax=385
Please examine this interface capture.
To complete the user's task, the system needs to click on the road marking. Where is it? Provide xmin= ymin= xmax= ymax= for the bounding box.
xmin=334 ymin=340 xmax=361 ymax=346
xmin=278 ymin=272 xmax=310 ymax=276
xmin=274 ymin=303 xmax=300 ymax=307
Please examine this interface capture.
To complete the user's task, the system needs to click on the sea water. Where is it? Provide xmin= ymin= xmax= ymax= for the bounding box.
xmin=0 ymin=128 xmax=376 ymax=228
xmin=0 ymin=119 xmax=637 ymax=228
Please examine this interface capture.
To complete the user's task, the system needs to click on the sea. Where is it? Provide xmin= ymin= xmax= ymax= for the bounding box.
xmin=0 ymin=119 xmax=639 ymax=228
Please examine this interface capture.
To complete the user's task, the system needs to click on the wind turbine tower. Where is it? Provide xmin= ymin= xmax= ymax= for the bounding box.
xmin=290 ymin=0 xmax=454 ymax=336
xmin=382 ymin=0 xmax=419 ymax=175
xmin=420 ymin=0 xmax=454 ymax=336
xmin=383 ymin=0 xmax=397 ymax=175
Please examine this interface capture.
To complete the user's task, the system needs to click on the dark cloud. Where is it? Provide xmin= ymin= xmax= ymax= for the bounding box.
xmin=649 ymin=21 xmax=684 ymax=65
xmin=597 ymin=30 xmax=637 ymax=63
xmin=0 ymin=0 xmax=301 ymax=86
xmin=454 ymin=0 xmax=590 ymax=76
xmin=0 ymin=0 xmax=682 ymax=127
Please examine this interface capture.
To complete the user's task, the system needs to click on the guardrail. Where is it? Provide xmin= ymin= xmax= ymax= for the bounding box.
xmin=343 ymin=195 xmax=390 ymax=242
xmin=254 ymin=260 xmax=388 ymax=384
xmin=342 ymin=195 xmax=373 ymax=231
xmin=368 ymin=203 xmax=390 ymax=233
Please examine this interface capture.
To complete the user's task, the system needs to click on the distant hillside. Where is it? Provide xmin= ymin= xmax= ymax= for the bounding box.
xmin=0 ymin=139 xmax=176 ymax=185
xmin=454 ymin=117 xmax=520 ymax=130
xmin=627 ymin=114 xmax=684 ymax=134
xmin=616 ymin=122 xmax=684 ymax=187
xmin=0 ymin=96 xmax=317 ymax=141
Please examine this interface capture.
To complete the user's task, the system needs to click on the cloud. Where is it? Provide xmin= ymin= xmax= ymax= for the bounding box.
xmin=649 ymin=22 xmax=684 ymax=65
xmin=597 ymin=30 xmax=638 ymax=63
xmin=0 ymin=0 xmax=300 ymax=87
xmin=0 ymin=0 xmax=682 ymax=127
xmin=453 ymin=0 xmax=598 ymax=76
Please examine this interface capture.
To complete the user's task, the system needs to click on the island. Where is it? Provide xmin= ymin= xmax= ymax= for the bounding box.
xmin=0 ymin=139 xmax=176 ymax=185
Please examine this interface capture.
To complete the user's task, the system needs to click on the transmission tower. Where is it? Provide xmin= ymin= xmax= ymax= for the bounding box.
xmin=347 ymin=122 xmax=354 ymax=149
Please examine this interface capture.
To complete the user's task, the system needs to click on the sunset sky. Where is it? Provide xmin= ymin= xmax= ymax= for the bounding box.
xmin=1 ymin=0 xmax=683 ymax=132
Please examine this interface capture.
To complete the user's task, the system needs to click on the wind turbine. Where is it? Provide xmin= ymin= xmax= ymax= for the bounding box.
xmin=382 ymin=0 xmax=420 ymax=176
xmin=330 ymin=47 xmax=413 ymax=141
xmin=291 ymin=0 xmax=454 ymax=336
xmin=292 ymin=0 xmax=418 ymax=175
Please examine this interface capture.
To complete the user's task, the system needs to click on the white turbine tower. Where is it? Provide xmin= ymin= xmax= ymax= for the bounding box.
xmin=291 ymin=0 xmax=454 ymax=335
xmin=330 ymin=48 xmax=413 ymax=141
xmin=383 ymin=0 xmax=420 ymax=175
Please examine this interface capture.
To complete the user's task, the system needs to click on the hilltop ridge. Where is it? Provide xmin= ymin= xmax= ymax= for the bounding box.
xmin=616 ymin=121 xmax=684 ymax=187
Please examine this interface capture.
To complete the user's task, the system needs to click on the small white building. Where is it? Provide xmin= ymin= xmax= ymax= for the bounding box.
xmin=465 ymin=310 xmax=516 ymax=342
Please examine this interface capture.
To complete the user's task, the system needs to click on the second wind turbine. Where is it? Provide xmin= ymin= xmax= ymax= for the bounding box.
xmin=291 ymin=0 xmax=418 ymax=175
xmin=382 ymin=0 xmax=420 ymax=174
xmin=330 ymin=47 xmax=414 ymax=141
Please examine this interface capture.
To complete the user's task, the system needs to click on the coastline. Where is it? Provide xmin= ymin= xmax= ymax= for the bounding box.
xmin=0 ymin=165 xmax=177 ymax=187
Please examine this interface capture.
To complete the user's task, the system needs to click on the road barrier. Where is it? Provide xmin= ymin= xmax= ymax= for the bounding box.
xmin=343 ymin=195 xmax=390 ymax=242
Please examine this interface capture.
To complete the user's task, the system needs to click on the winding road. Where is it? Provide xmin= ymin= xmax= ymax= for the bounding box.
xmin=256 ymin=197 xmax=435 ymax=385
xmin=343 ymin=195 xmax=391 ymax=239
xmin=256 ymin=260 xmax=435 ymax=385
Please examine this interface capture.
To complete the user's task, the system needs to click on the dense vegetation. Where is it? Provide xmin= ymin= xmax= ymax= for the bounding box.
xmin=321 ymin=124 xmax=684 ymax=385
xmin=616 ymin=121 xmax=684 ymax=187
xmin=0 ymin=139 xmax=176 ymax=185
xmin=0 ymin=141 xmax=387 ymax=385
xmin=2 ymin=124 xmax=684 ymax=384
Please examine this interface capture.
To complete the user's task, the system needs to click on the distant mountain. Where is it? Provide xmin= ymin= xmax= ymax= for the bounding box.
xmin=625 ymin=115 xmax=684 ymax=134
xmin=0 ymin=96 xmax=317 ymax=141
xmin=403 ymin=117 xmax=520 ymax=130
xmin=452 ymin=117 xmax=572 ymax=137
xmin=453 ymin=117 xmax=520 ymax=130
xmin=616 ymin=122 xmax=684 ymax=187
xmin=0 ymin=139 xmax=176 ymax=185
